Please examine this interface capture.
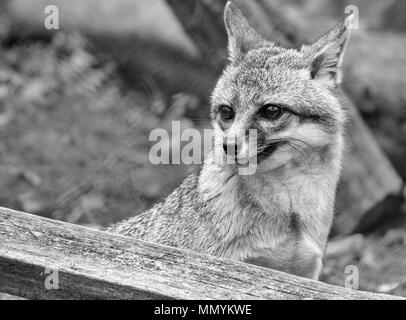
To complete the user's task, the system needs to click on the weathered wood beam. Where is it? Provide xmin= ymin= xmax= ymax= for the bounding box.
xmin=0 ymin=206 xmax=401 ymax=300
xmin=165 ymin=0 xmax=403 ymax=234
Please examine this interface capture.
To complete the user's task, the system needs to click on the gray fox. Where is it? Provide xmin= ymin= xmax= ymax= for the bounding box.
xmin=108 ymin=2 xmax=353 ymax=280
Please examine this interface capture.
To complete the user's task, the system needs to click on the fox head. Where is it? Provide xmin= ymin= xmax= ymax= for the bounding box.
xmin=210 ymin=2 xmax=353 ymax=173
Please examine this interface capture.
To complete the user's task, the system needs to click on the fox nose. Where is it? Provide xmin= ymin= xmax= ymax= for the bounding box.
xmin=223 ymin=142 xmax=239 ymax=157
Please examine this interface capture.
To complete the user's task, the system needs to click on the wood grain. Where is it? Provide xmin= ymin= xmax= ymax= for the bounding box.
xmin=0 ymin=206 xmax=402 ymax=300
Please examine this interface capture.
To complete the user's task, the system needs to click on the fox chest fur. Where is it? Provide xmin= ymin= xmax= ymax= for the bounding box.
xmin=197 ymin=151 xmax=339 ymax=278
xmin=108 ymin=2 xmax=353 ymax=280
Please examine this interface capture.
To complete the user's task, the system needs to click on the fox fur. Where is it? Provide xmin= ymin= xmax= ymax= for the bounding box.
xmin=108 ymin=1 xmax=353 ymax=280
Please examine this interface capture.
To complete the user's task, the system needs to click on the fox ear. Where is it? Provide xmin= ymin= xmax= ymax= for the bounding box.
xmin=224 ymin=1 xmax=268 ymax=63
xmin=303 ymin=14 xmax=354 ymax=86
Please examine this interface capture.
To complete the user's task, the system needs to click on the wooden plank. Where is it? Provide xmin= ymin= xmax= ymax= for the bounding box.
xmin=165 ymin=0 xmax=403 ymax=234
xmin=0 ymin=207 xmax=401 ymax=300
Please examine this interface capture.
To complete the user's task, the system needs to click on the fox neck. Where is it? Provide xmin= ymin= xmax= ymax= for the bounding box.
xmin=198 ymin=135 xmax=343 ymax=250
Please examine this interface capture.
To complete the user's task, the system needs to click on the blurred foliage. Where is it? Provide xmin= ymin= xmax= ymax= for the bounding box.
xmin=0 ymin=30 xmax=202 ymax=227
xmin=323 ymin=228 xmax=406 ymax=296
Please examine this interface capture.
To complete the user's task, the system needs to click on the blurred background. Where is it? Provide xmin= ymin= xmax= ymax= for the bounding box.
xmin=0 ymin=0 xmax=405 ymax=297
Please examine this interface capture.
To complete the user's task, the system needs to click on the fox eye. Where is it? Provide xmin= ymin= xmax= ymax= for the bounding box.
xmin=218 ymin=105 xmax=234 ymax=121
xmin=261 ymin=104 xmax=283 ymax=120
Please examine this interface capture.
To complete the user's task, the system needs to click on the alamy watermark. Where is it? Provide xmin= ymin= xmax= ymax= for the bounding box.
xmin=344 ymin=265 xmax=359 ymax=290
xmin=345 ymin=5 xmax=359 ymax=29
xmin=43 ymin=267 xmax=59 ymax=290
xmin=149 ymin=121 xmax=258 ymax=175
xmin=44 ymin=5 xmax=59 ymax=30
